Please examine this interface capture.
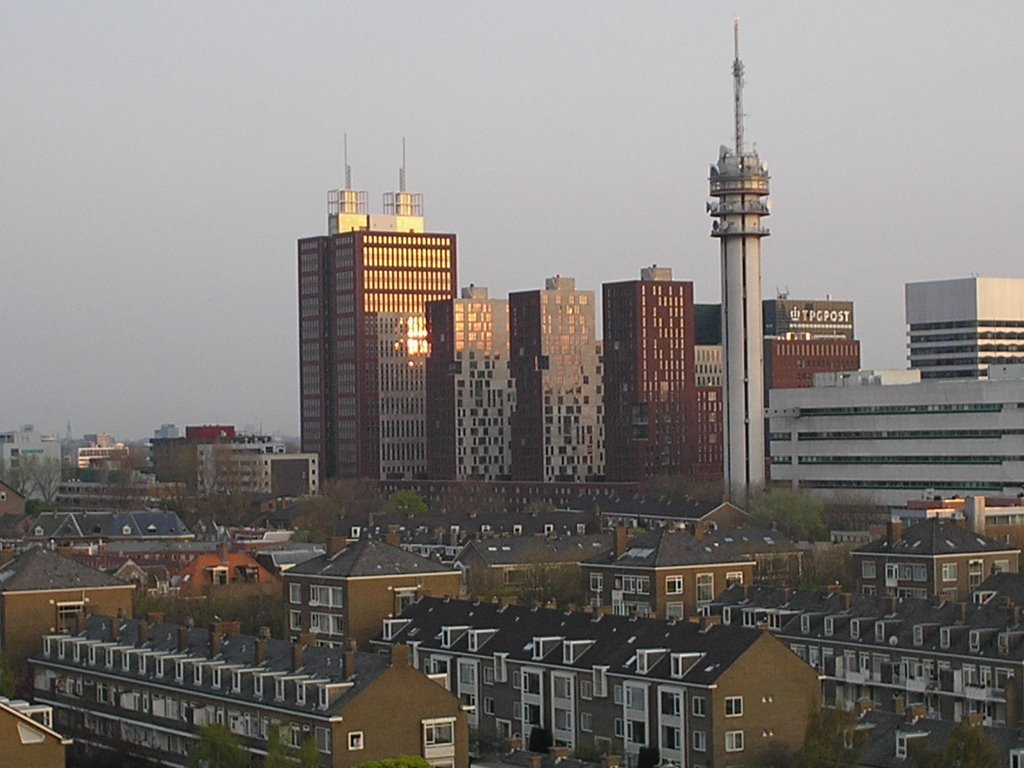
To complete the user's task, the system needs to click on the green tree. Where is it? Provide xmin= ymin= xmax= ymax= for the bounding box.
xmin=909 ymin=719 xmax=1002 ymax=768
xmin=297 ymin=736 xmax=320 ymax=768
xmin=388 ymin=490 xmax=428 ymax=516
xmin=793 ymin=706 xmax=864 ymax=768
xmin=750 ymin=489 xmax=829 ymax=542
xmin=187 ymin=723 xmax=249 ymax=768
xmin=353 ymin=758 xmax=432 ymax=768
xmin=264 ymin=726 xmax=291 ymax=768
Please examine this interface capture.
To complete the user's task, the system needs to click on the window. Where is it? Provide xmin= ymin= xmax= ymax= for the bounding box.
xmin=665 ymin=575 xmax=684 ymax=595
xmin=590 ymin=573 xmax=603 ymax=592
xmin=725 ymin=730 xmax=744 ymax=752
xmin=913 ymin=564 xmax=927 ymax=582
xmin=862 ymin=561 xmax=877 ymax=579
xmin=969 ymin=560 xmax=984 ymax=588
xmin=726 ymin=571 xmax=744 ymax=587
xmin=348 ymin=731 xmax=364 ymax=751
xmin=581 ymin=712 xmax=593 ymax=732
xmin=692 ymin=696 xmax=706 ymax=717
xmin=666 ymin=602 xmax=684 ymax=619
xmin=725 ymin=696 xmax=743 ymax=717
xmin=580 ymin=679 xmax=593 ymax=700
xmin=696 ymin=574 xmax=714 ymax=609
xmin=483 ymin=666 xmax=494 ymax=685
xmin=289 ymin=583 xmax=301 ymax=603
xmin=942 ymin=563 xmax=957 ymax=582
xmin=484 ymin=697 xmax=495 ymax=715
xmin=290 ymin=611 xmax=301 ymax=631
xmin=522 ymin=671 xmax=541 ymax=695
xmin=692 ymin=730 xmax=707 ymax=752
xmin=316 ymin=726 xmax=331 ymax=754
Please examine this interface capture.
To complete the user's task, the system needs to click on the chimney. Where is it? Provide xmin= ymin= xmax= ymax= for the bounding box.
xmin=0 ymin=547 xmax=14 ymax=567
xmin=209 ymin=624 xmax=224 ymax=658
xmin=614 ymin=525 xmax=628 ymax=560
xmin=344 ymin=638 xmax=358 ymax=680
xmin=390 ymin=642 xmax=410 ymax=668
xmin=327 ymin=536 xmax=348 ymax=557
xmin=258 ymin=626 xmax=272 ymax=640
xmin=965 ymin=496 xmax=987 ymax=535
xmin=960 ymin=602 xmax=969 ymax=623
xmin=693 ymin=522 xmax=706 ymax=541
xmin=893 ymin=693 xmax=906 ymax=717
xmin=601 ymin=756 xmax=622 ymax=768
xmin=292 ymin=643 xmax=305 ymax=671
xmin=218 ymin=540 xmax=230 ymax=563
xmin=700 ymin=614 xmax=722 ymax=632
xmin=147 ymin=611 xmax=165 ymax=625
xmin=110 ymin=617 xmax=121 ymax=642
xmin=385 ymin=525 xmax=402 ymax=547
xmin=842 ymin=593 xmax=852 ymax=611
xmin=255 ymin=637 xmax=268 ymax=664
xmin=530 ymin=755 xmax=544 ymax=768
xmin=136 ymin=621 xmax=150 ymax=648
xmin=178 ymin=626 xmax=190 ymax=652
xmin=886 ymin=518 xmax=902 ymax=546
xmin=856 ymin=698 xmax=875 ymax=717
xmin=551 ymin=746 xmax=572 ymax=761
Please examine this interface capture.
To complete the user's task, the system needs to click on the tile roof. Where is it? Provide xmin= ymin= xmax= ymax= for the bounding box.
xmin=457 ymin=534 xmax=611 ymax=566
xmin=287 ymin=538 xmax=458 ymax=578
xmin=28 ymin=510 xmax=192 ymax=540
xmin=856 ymin=518 xmax=1019 ymax=556
xmin=383 ymin=597 xmax=773 ymax=686
xmin=583 ymin=526 xmax=795 ymax=568
xmin=0 ymin=546 xmax=128 ymax=591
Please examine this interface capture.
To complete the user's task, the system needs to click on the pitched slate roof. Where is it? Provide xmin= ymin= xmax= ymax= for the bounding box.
xmin=287 ymin=538 xmax=457 ymax=578
xmin=28 ymin=510 xmax=192 ymax=540
xmin=0 ymin=546 xmax=128 ymax=591
xmin=584 ymin=526 xmax=794 ymax=568
xmin=856 ymin=518 xmax=1019 ymax=556
xmin=457 ymin=534 xmax=611 ymax=566
xmin=383 ymin=596 xmax=777 ymax=687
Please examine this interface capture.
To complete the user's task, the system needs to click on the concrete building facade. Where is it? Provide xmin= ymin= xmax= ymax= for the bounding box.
xmin=768 ymin=367 xmax=1024 ymax=506
xmin=907 ymin=276 xmax=1024 ymax=380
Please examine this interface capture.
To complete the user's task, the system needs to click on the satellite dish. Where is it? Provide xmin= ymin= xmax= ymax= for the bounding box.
xmin=889 ymin=636 xmax=898 ymax=646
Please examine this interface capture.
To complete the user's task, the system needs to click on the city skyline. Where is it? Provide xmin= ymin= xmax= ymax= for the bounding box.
xmin=3 ymin=2 xmax=1023 ymax=439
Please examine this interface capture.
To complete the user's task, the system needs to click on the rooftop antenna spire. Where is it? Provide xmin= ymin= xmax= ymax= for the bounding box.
xmin=344 ymin=133 xmax=352 ymax=189
xmin=732 ymin=17 xmax=745 ymax=156
xmin=399 ymin=137 xmax=407 ymax=193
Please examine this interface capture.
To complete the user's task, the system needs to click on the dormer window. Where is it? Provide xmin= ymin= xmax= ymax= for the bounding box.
xmin=175 ymin=661 xmax=184 ymax=683
xmin=34 ymin=526 xmax=44 ymax=536
xmin=850 ymin=620 xmax=861 ymax=640
xmin=255 ymin=675 xmax=264 ymax=697
xmin=105 ymin=648 xmax=114 ymax=668
xmin=636 ymin=649 xmax=666 ymax=675
xmin=122 ymin=525 xmax=132 ymax=535
xmin=913 ymin=626 xmax=924 ymax=646
xmin=275 ymin=677 xmax=285 ymax=701
xmin=512 ymin=524 xmax=522 ymax=535
xmin=824 ymin=617 xmax=834 ymax=637
xmin=532 ymin=637 xmax=561 ymax=660
xmin=940 ymin=628 xmax=951 ymax=649
xmin=875 ymin=622 xmax=886 ymax=643
xmin=318 ymin=685 xmax=328 ymax=710
xmin=296 ymin=681 xmax=306 ymax=705
xmin=43 ymin=637 xmax=53 ymax=657
xmin=232 ymin=671 xmax=242 ymax=693
xmin=194 ymin=663 xmax=203 ymax=686
xmin=212 ymin=667 xmax=222 ymax=689
xmin=969 ymin=631 xmax=981 ymax=653
xmin=440 ymin=626 xmax=467 ymax=649
xmin=800 ymin=615 xmax=811 ymax=634
xmin=88 ymin=646 xmax=97 ymax=665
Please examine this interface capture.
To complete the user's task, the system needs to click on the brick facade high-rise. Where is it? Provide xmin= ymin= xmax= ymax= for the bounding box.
xmin=299 ymin=181 xmax=456 ymax=479
xmin=602 ymin=267 xmax=695 ymax=482
xmin=509 ymin=277 xmax=604 ymax=482
xmin=426 ymin=287 xmax=514 ymax=481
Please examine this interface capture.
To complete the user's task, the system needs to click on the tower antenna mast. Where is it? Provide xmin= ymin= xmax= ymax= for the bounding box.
xmin=399 ymin=137 xmax=407 ymax=193
xmin=733 ymin=17 xmax=744 ymax=156
xmin=344 ymin=133 xmax=352 ymax=189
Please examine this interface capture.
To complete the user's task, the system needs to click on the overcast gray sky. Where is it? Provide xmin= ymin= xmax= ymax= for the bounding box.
xmin=3 ymin=2 xmax=1021 ymax=441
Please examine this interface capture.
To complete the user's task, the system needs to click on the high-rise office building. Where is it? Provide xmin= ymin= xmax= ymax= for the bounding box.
xmin=708 ymin=21 xmax=770 ymax=503
xmin=906 ymin=277 xmax=1024 ymax=379
xmin=426 ymin=286 xmax=514 ymax=481
xmin=763 ymin=297 xmax=860 ymax=396
xmin=509 ymin=276 xmax=604 ymax=482
xmin=602 ymin=266 xmax=695 ymax=482
xmin=298 ymin=166 xmax=456 ymax=479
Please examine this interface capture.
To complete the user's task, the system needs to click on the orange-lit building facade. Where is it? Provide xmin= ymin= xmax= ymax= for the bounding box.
xmin=426 ymin=287 xmax=514 ymax=480
xmin=602 ymin=267 xmax=696 ymax=482
xmin=299 ymin=186 xmax=456 ymax=480
xmin=509 ymin=277 xmax=604 ymax=482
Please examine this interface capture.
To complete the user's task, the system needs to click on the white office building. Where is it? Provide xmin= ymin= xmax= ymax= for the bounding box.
xmin=768 ymin=366 xmax=1024 ymax=506
xmin=906 ymin=276 xmax=1024 ymax=379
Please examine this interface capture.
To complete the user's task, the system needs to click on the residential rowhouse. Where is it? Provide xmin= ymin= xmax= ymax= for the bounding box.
xmin=32 ymin=614 xmax=469 ymax=768
xmin=375 ymin=597 xmax=820 ymax=767
xmin=711 ymin=582 xmax=1024 ymax=728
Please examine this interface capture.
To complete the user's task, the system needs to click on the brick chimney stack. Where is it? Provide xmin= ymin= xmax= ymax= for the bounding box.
xmin=886 ymin=518 xmax=903 ymax=547
xmin=614 ymin=525 xmax=629 ymax=560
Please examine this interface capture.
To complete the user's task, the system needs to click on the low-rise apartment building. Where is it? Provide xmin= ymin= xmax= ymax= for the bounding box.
xmin=375 ymin=597 xmax=820 ymax=767
xmin=32 ymin=615 xmax=469 ymax=768
xmin=284 ymin=538 xmax=461 ymax=649
xmin=710 ymin=582 xmax=1024 ymax=728
xmin=852 ymin=518 xmax=1020 ymax=600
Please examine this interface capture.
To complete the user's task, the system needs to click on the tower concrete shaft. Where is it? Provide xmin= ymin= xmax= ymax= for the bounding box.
xmin=709 ymin=21 xmax=770 ymax=504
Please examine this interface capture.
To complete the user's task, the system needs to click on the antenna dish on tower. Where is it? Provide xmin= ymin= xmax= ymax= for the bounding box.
xmin=344 ymin=133 xmax=352 ymax=189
